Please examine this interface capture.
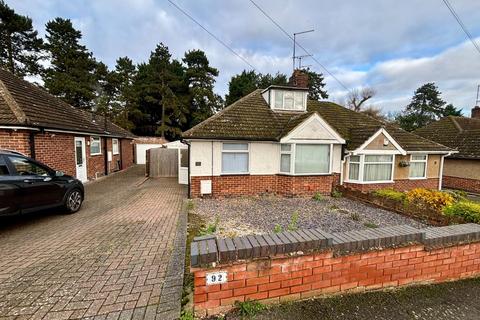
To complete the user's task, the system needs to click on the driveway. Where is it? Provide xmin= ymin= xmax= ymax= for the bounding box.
xmin=0 ymin=165 xmax=187 ymax=320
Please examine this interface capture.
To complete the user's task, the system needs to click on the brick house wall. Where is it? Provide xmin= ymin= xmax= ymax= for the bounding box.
xmin=121 ymin=139 xmax=134 ymax=168
xmin=190 ymin=174 xmax=340 ymax=198
xmin=34 ymin=133 xmax=76 ymax=177
xmin=443 ymin=176 xmax=480 ymax=193
xmin=0 ymin=130 xmax=30 ymax=155
xmin=344 ymin=178 xmax=439 ymax=193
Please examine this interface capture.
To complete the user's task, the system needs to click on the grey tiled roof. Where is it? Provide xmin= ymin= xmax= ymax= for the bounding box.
xmin=184 ymin=89 xmax=451 ymax=152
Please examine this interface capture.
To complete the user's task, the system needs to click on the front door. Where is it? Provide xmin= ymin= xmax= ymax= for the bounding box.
xmin=75 ymin=137 xmax=87 ymax=182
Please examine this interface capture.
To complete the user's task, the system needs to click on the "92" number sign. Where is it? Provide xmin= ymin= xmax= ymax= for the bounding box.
xmin=206 ymin=271 xmax=228 ymax=285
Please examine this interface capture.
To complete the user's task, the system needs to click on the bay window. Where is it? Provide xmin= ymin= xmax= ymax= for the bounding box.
xmin=409 ymin=154 xmax=427 ymax=178
xmin=222 ymin=143 xmax=249 ymax=174
xmin=347 ymin=154 xmax=394 ymax=183
xmin=279 ymin=144 xmax=331 ymax=175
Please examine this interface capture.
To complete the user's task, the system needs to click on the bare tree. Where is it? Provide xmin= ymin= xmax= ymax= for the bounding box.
xmin=361 ymin=105 xmax=387 ymax=122
xmin=347 ymin=87 xmax=376 ymax=112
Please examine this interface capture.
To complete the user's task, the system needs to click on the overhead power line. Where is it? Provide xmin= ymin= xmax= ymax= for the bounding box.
xmin=167 ymin=0 xmax=257 ymax=71
xmin=442 ymin=0 xmax=480 ymax=56
xmin=248 ymin=0 xmax=350 ymax=92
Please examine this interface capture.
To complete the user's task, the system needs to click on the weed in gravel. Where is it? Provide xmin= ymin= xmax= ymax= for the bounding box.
xmin=235 ymin=300 xmax=265 ymax=317
xmin=287 ymin=211 xmax=299 ymax=231
xmin=199 ymin=216 xmax=219 ymax=236
xmin=350 ymin=212 xmax=361 ymax=221
xmin=180 ymin=310 xmax=194 ymax=320
xmin=186 ymin=199 xmax=194 ymax=211
xmin=329 ymin=205 xmax=340 ymax=211
xmin=313 ymin=192 xmax=325 ymax=201
xmin=364 ymin=222 xmax=379 ymax=228
xmin=331 ymin=189 xmax=343 ymax=198
xmin=273 ymin=224 xmax=283 ymax=233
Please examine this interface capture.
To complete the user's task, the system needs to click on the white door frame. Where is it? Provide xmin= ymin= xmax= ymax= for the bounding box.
xmin=74 ymin=137 xmax=88 ymax=182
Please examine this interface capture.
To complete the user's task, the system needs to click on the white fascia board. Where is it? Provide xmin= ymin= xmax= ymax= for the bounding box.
xmin=280 ymin=112 xmax=346 ymax=144
xmin=353 ymin=128 xmax=406 ymax=155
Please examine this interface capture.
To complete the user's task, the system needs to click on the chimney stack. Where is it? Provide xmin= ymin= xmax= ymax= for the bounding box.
xmin=472 ymin=106 xmax=480 ymax=119
xmin=289 ymin=69 xmax=309 ymax=88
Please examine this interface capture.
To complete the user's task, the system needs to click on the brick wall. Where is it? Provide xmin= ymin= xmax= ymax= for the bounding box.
xmin=190 ymin=174 xmax=339 ymax=198
xmin=191 ymin=224 xmax=480 ymax=317
xmin=34 ymin=133 xmax=76 ymax=177
xmin=0 ymin=129 xmax=30 ymax=155
xmin=121 ymin=138 xmax=134 ymax=168
xmin=344 ymin=178 xmax=439 ymax=193
xmin=443 ymin=176 xmax=480 ymax=193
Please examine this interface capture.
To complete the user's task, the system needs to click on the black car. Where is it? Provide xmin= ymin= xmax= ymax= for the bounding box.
xmin=0 ymin=150 xmax=84 ymax=216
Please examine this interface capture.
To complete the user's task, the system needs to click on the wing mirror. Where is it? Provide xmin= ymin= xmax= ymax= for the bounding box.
xmin=55 ymin=170 xmax=64 ymax=177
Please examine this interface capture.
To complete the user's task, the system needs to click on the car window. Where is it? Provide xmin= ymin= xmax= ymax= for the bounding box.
xmin=0 ymin=157 xmax=9 ymax=175
xmin=7 ymin=156 xmax=50 ymax=177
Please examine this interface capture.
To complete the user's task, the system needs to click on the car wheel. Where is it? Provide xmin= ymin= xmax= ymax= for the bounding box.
xmin=64 ymin=188 xmax=83 ymax=213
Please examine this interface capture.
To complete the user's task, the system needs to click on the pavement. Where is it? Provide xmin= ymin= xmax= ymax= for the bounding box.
xmin=0 ymin=165 xmax=187 ymax=320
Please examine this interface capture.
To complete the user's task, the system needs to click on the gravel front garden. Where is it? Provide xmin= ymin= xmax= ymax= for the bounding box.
xmin=192 ymin=195 xmax=427 ymax=238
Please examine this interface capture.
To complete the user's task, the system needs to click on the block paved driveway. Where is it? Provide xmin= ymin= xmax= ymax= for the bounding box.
xmin=0 ymin=165 xmax=187 ymax=320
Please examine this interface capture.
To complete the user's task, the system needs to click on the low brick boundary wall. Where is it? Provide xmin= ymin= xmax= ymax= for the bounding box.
xmin=190 ymin=224 xmax=480 ymax=317
xmin=344 ymin=178 xmax=439 ymax=193
xmin=443 ymin=175 xmax=480 ymax=194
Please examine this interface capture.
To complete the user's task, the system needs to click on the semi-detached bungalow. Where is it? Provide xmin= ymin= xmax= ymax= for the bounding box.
xmin=183 ymin=70 xmax=453 ymax=198
xmin=415 ymin=108 xmax=480 ymax=193
xmin=0 ymin=68 xmax=135 ymax=182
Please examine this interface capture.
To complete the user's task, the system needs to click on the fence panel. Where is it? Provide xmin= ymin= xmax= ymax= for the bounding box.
xmin=147 ymin=147 xmax=178 ymax=177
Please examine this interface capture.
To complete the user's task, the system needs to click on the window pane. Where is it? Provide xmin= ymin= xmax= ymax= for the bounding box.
xmin=349 ymin=163 xmax=359 ymax=180
xmin=411 ymin=154 xmax=427 ymax=161
xmin=8 ymin=156 xmax=49 ymax=176
xmin=410 ymin=162 xmax=426 ymax=178
xmin=294 ymin=92 xmax=303 ymax=109
xmin=284 ymin=92 xmax=294 ymax=109
xmin=112 ymin=139 xmax=119 ymax=154
xmin=364 ymin=163 xmax=392 ymax=181
xmin=223 ymin=143 xmax=248 ymax=151
xmin=275 ymin=91 xmax=283 ymax=108
xmin=281 ymin=144 xmax=291 ymax=152
xmin=222 ymin=153 xmax=248 ymax=173
xmin=280 ymin=154 xmax=291 ymax=173
xmin=90 ymin=143 xmax=100 ymax=154
xmin=0 ymin=158 xmax=9 ymax=175
xmin=295 ymin=144 xmax=330 ymax=174
xmin=350 ymin=155 xmax=360 ymax=162
xmin=365 ymin=155 xmax=393 ymax=162
xmin=76 ymin=141 xmax=83 ymax=165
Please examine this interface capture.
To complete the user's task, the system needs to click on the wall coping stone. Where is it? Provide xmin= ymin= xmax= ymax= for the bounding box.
xmin=190 ymin=223 xmax=480 ymax=267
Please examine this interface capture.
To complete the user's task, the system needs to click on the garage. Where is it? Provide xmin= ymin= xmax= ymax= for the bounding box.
xmin=134 ymin=137 xmax=168 ymax=164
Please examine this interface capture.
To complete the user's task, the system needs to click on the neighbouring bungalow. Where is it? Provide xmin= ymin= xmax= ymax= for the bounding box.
xmin=182 ymin=70 xmax=452 ymax=198
xmin=0 ymin=68 xmax=135 ymax=182
xmin=415 ymin=107 xmax=480 ymax=193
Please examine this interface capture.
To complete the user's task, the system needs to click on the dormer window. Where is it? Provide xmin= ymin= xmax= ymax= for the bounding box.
xmin=264 ymin=87 xmax=307 ymax=111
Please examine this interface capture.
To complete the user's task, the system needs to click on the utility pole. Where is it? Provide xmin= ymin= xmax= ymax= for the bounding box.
xmin=476 ymin=85 xmax=480 ymax=106
xmin=293 ymin=29 xmax=314 ymax=71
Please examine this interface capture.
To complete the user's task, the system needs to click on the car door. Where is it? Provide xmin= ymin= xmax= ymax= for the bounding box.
xmin=0 ymin=155 xmax=21 ymax=215
xmin=6 ymin=155 xmax=63 ymax=211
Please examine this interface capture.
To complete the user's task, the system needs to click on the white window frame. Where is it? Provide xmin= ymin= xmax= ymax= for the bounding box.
xmin=345 ymin=154 xmax=395 ymax=184
xmin=348 ymin=155 xmax=361 ymax=181
xmin=221 ymin=143 xmax=249 ymax=175
xmin=273 ymin=90 xmax=306 ymax=111
xmin=409 ymin=154 xmax=428 ymax=179
xmin=112 ymin=138 xmax=119 ymax=155
xmin=278 ymin=143 xmax=332 ymax=176
xmin=90 ymin=136 xmax=102 ymax=156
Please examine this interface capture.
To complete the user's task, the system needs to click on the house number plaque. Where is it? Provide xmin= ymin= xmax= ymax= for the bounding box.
xmin=206 ymin=271 xmax=227 ymax=285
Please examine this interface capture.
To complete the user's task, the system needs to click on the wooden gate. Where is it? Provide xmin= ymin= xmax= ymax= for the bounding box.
xmin=147 ymin=147 xmax=178 ymax=177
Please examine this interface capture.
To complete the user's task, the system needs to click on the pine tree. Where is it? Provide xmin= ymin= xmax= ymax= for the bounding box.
xmin=442 ymin=103 xmax=463 ymax=117
xmin=0 ymin=0 xmax=44 ymax=77
xmin=303 ymin=68 xmax=328 ymax=100
xmin=109 ymin=57 xmax=138 ymax=130
xmin=43 ymin=18 xmax=97 ymax=109
xmin=183 ymin=49 xmax=219 ymax=128
xmin=396 ymin=83 xmax=447 ymax=131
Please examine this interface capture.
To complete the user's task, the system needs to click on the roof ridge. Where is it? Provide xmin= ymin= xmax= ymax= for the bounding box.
xmin=183 ymin=89 xmax=263 ymax=137
xmin=0 ymin=75 xmax=28 ymax=124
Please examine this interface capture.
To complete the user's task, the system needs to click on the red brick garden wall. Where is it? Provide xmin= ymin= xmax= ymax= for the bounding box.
xmin=121 ymin=138 xmax=134 ymax=168
xmin=193 ymin=242 xmax=480 ymax=317
xmin=344 ymin=178 xmax=439 ymax=193
xmin=190 ymin=174 xmax=339 ymax=198
xmin=443 ymin=176 xmax=480 ymax=193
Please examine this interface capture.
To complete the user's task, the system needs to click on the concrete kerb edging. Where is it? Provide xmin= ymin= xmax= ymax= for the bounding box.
xmin=190 ymin=224 xmax=480 ymax=268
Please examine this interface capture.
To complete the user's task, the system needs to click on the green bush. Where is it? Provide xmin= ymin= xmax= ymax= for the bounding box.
xmin=374 ymin=188 xmax=405 ymax=202
xmin=443 ymin=201 xmax=480 ymax=223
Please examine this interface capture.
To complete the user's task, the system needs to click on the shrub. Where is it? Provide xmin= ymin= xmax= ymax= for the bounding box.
xmin=313 ymin=192 xmax=324 ymax=201
xmin=235 ymin=300 xmax=265 ymax=317
xmin=405 ymin=188 xmax=454 ymax=211
xmin=373 ymin=188 xmax=405 ymax=202
xmin=443 ymin=201 xmax=480 ymax=223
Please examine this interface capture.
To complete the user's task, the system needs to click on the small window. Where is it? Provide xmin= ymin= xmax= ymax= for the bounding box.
xmin=112 ymin=139 xmax=119 ymax=155
xmin=363 ymin=155 xmax=393 ymax=182
xmin=90 ymin=136 xmax=101 ymax=155
xmin=284 ymin=91 xmax=294 ymax=109
xmin=348 ymin=155 xmax=361 ymax=181
xmin=280 ymin=144 xmax=292 ymax=173
xmin=409 ymin=154 xmax=427 ymax=178
xmin=222 ymin=143 xmax=249 ymax=174
xmin=274 ymin=91 xmax=284 ymax=108
xmin=294 ymin=91 xmax=304 ymax=110
xmin=8 ymin=156 xmax=50 ymax=176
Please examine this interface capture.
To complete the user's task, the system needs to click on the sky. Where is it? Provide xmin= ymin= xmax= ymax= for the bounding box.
xmin=11 ymin=0 xmax=480 ymax=115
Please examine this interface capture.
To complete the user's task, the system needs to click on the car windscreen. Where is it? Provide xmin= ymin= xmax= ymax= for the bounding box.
xmin=7 ymin=156 xmax=51 ymax=177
